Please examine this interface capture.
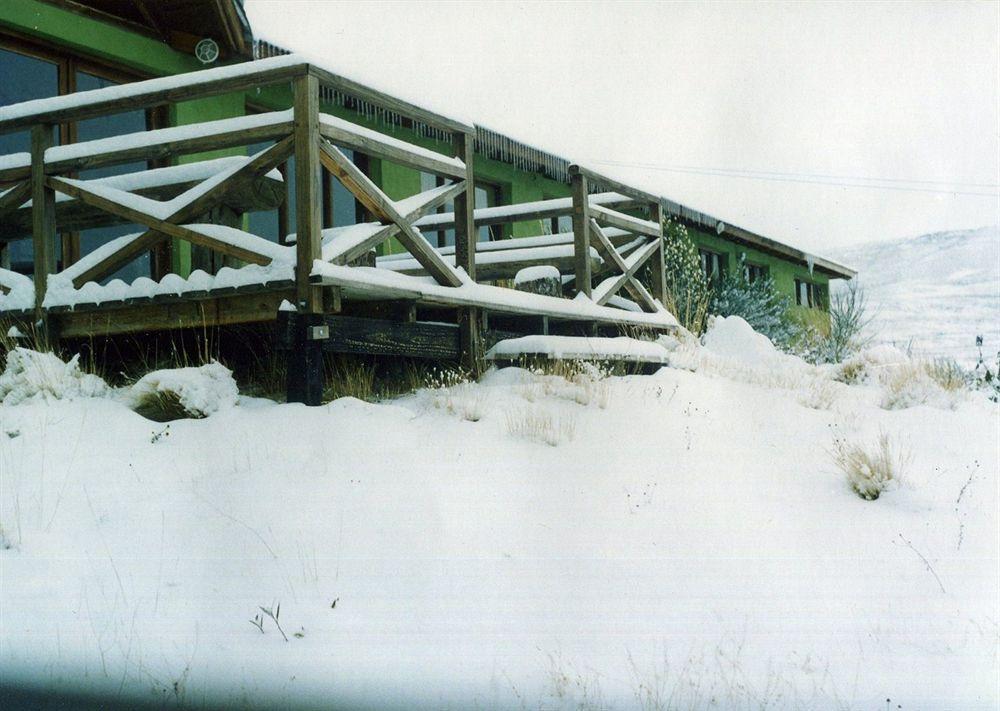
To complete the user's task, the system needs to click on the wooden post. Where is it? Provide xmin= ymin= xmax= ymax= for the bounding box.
xmin=288 ymin=72 xmax=325 ymax=405
xmin=293 ymin=73 xmax=323 ymax=314
xmin=570 ymin=168 xmax=591 ymax=298
xmin=31 ymin=124 xmax=56 ymax=325
xmin=322 ymin=169 xmax=334 ymax=229
xmin=277 ymin=161 xmax=290 ymax=245
xmin=649 ymin=201 xmax=666 ymax=306
xmin=453 ymin=131 xmax=481 ymax=373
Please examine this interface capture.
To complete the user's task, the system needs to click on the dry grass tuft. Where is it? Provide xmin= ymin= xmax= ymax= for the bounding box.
xmin=832 ymin=432 xmax=910 ymax=500
xmin=505 ymin=407 xmax=576 ymax=446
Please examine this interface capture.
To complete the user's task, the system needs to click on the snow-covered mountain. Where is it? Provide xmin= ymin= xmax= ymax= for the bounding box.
xmin=836 ymin=226 xmax=1000 ymax=366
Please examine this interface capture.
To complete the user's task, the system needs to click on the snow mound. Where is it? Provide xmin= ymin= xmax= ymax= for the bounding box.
xmin=701 ymin=315 xmax=780 ymax=366
xmin=127 ymin=362 xmax=239 ymax=418
xmin=0 ymin=348 xmax=109 ymax=406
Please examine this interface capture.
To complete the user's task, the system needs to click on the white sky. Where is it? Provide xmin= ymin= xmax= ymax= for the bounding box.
xmin=244 ymin=0 xmax=999 ymax=255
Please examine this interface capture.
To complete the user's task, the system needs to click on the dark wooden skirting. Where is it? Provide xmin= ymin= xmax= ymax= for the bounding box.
xmin=299 ymin=314 xmax=462 ymax=360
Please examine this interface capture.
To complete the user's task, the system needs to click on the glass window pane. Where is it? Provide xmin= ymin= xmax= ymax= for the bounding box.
xmin=79 ymin=223 xmax=150 ymax=284
xmin=0 ymin=47 xmax=59 ymax=157
xmin=75 ymin=71 xmax=146 ymax=180
xmin=331 ymin=148 xmax=355 ymax=227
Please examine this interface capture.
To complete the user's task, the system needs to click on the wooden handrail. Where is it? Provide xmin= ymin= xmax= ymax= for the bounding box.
xmin=0 ymin=55 xmax=472 ymax=139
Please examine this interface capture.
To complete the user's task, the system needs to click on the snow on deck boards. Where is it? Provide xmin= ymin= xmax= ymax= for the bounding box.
xmin=486 ymin=335 xmax=671 ymax=363
xmin=310 ymin=261 xmax=678 ymax=329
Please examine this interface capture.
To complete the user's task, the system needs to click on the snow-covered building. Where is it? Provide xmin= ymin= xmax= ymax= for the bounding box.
xmin=0 ymin=0 xmax=854 ymax=402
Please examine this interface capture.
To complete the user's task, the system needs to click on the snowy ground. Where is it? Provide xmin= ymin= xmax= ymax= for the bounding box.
xmin=835 ymin=226 xmax=1000 ymax=367
xmin=0 ymin=320 xmax=997 ymax=710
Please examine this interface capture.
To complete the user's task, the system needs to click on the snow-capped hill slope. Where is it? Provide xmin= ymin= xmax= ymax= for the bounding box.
xmin=835 ymin=226 xmax=999 ymax=365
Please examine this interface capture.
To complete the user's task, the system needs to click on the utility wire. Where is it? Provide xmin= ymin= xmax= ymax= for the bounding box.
xmin=587 ymin=159 xmax=1000 ymax=197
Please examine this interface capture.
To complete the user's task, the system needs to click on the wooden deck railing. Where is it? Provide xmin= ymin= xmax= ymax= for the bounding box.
xmin=0 ymin=55 xmax=676 ymax=398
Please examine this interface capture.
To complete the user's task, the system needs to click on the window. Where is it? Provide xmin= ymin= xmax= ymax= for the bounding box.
xmin=699 ymin=248 xmax=727 ymax=285
xmin=744 ymin=262 xmax=768 ymax=283
xmin=0 ymin=36 xmax=153 ymax=282
xmin=794 ymin=279 xmax=826 ymax=308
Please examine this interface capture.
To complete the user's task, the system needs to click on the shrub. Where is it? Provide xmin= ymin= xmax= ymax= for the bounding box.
xmin=825 ymin=280 xmax=873 ymax=363
xmin=972 ymin=335 xmax=999 ymax=402
xmin=710 ymin=260 xmax=795 ymax=348
xmin=832 ymin=432 xmax=908 ymax=500
xmin=661 ymin=220 xmax=710 ymax=334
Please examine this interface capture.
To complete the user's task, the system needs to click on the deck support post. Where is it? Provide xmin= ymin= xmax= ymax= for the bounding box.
xmin=293 ymin=72 xmax=323 ymax=315
xmin=570 ymin=167 xmax=591 ymax=298
xmin=649 ymin=201 xmax=666 ymax=306
xmin=284 ymin=311 xmax=325 ymax=406
xmin=453 ymin=131 xmax=481 ymax=374
xmin=287 ymin=73 xmax=325 ymax=404
xmin=31 ymin=123 xmax=56 ymax=341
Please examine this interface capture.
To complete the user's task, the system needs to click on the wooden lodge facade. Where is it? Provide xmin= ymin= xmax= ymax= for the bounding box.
xmin=0 ymin=0 xmax=855 ymax=403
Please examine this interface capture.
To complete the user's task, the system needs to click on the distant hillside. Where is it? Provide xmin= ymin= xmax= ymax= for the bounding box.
xmin=835 ymin=226 xmax=1000 ymax=366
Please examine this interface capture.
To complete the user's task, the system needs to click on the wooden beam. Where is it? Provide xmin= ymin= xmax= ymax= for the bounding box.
xmin=591 ymin=238 xmax=662 ymax=307
xmin=31 ymin=124 xmax=56 ymax=318
xmin=0 ymin=121 xmax=294 ymax=184
xmin=331 ymin=180 xmax=467 ymax=265
xmin=319 ymin=140 xmax=463 ymax=287
xmin=0 ymin=60 xmax=306 ymax=135
xmin=308 ymin=65 xmax=474 ymax=136
xmin=588 ymin=218 xmax=658 ymax=312
xmin=415 ymin=195 xmax=643 ymax=232
xmin=569 ymin=164 xmax=663 ymax=206
xmin=56 ymin=288 xmax=294 ymax=339
xmin=648 ymin=202 xmax=666 ymax=307
xmin=319 ymin=315 xmax=460 ymax=360
xmin=589 ymin=204 xmax=661 ymax=238
xmin=453 ymin=131 xmax=480 ymax=373
xmin=293 ymin=74 xmax=324 ymax=313
xmin=571 ymin=171 xmax=591 ymax=297
xmin=46 ymin=178 xmax=277 ymax=280
xmin=0 ymin=182 xmax=31 ymax=218
xmin=319 ymin=119 xmax=467 ymax=180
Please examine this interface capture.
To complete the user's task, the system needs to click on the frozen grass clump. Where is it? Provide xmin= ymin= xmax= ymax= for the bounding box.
xmin=797 ymin=379 xmax=839 ymax=410
xmin=505 ymin=407 xmax=576 ymax=446
xmin=832 ymin=432 xmax=909 ymax=500
xmin=127 ymin=361 xmax=238 ymax=420
xmin=880 ymin=360 xmax=966 ymax=410
xmin=0 ymin=347 xmax=108 ymax=406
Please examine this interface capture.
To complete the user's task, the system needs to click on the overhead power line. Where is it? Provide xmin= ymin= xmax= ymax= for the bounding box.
xmin=587 ymin=159 xmax=1000 ymax=197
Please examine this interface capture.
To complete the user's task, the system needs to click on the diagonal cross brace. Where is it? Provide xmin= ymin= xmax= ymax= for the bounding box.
xmin=330 ymin=180 xmax=467 ymax=265
xmin=589 ymin=218 xmax=659 ymax=311
xmin=47 ymin=177 xmax=278 ymax=267
xmin=54 ymin=136 xmax=294 ymax=288
xmin=318 ymin=138 xmax=464 ymax=288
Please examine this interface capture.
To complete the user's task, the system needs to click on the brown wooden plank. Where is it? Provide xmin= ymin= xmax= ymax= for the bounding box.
xmin=320 ymin=315 xmax=460 ymax=360
xmin=332 ymin=180 xmax=467 ymax=265
xmin=0 ymin=121 xmax=295 ymax=184
xmin=648 ymin=202 xmax=666 ymax=306
xmin=56 ymin=288 xmax=294 ymax=339
xmin=569 ymin=164 xmax=663 ymax=206
xmin=319 ymin=140 xmax=463 ymax=287
xmin=589 ymin=218 xmax=658 ymax=311
xmin=592 ymin=238 xmax=661 ymax=307
xmin=589 ymin=203 xmax=661 ymax=238
xmin=57 ymin=131 xmax=294 ymax=286
xmin=319 ymin=119 xmax=467 ymax=180
xmin=308 ymin=65 xmax=474 ymax=136
xmin=46 ymin=177 xmax=275 ymax=268
xmin=415 ymin=196 xmax=642 ymax=232
xmin=0 ymin=182 xmax=31 ymax=218
xmin=571 ymin=171 xmax=591 ymax=297
xmin=0 ymin=61 xmax=306 ymax=135
xmin=452 ymin=131 xmax=480 ymax=372
xmin=31 ymin=125 xmax=56 ymax=316
xmin=293 ymin=74 xmax=324 ymax=313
